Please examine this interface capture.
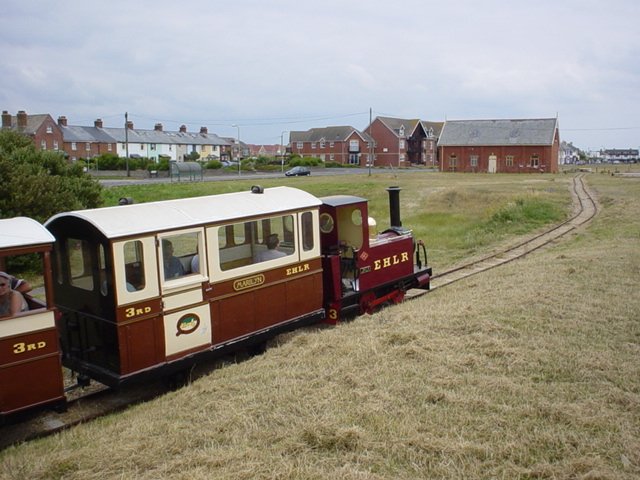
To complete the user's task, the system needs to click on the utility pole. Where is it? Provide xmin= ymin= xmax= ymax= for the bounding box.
xmin=281 ymin=131 xmax=288 ymax=172
xmin=124 ymin=112 xmax=130 ymax=177
xmin=368 ymin=107 xmax=373 ymax=177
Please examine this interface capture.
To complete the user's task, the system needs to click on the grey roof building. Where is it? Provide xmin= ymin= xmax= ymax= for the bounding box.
xmin=438 ymin=118 xmax=558 ymax=147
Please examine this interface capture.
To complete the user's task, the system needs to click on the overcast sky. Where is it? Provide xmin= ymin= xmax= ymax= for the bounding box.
xmin=2 ymin=0 xmax=638 ymax=151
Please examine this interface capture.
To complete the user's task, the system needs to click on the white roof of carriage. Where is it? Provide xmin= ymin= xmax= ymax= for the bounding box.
xmin=0 ymin=217 xmax=55 ymax=249
xmin=46 ymin=186 xmax=322 ymax=239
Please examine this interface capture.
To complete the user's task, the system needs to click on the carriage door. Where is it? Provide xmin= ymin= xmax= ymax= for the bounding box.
xmin=157 ymin=228 xmax=211 ymax=360
xmin=488 ymin=155 xmax=497 ymax=173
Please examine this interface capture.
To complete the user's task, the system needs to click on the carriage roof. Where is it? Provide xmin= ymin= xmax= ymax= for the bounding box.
xmin=0 ymin=217 xmax=55 ymax=249
xmin=45 ymin=186 xmax=322 ymax=240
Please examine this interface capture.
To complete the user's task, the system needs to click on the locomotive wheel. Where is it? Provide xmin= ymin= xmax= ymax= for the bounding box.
xmin=359 ymin=292 xmax=377 ymax=315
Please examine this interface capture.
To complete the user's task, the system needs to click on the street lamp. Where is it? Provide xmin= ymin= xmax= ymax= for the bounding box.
xmin=232 ymin=124 xmax=241 ymax=176
xmin=281 ymin=131 xmax=288 ymax=172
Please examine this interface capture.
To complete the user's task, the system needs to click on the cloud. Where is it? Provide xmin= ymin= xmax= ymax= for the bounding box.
xmin=1 ymin=0 xmax=639 ymax=147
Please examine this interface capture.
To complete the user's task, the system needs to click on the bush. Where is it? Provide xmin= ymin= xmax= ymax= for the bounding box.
xmin=287 ymin=155 xmax=324 ymax=167
xmin=205 ymin=160 xmax=223 ymax=169
xmin=0 ymin=130 xmax=103 ymax=224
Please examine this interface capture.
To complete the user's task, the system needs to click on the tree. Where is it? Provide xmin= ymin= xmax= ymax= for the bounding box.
xmin=0 ymin=130 xmax=103 ymax=223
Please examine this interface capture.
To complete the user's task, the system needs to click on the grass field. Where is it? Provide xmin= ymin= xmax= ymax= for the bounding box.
xmin=1 ymin=171 xmax=638 ymax=479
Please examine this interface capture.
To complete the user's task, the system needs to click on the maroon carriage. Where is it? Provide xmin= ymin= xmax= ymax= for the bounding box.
xmin=0 ymin=218 xmax=66 ymax=422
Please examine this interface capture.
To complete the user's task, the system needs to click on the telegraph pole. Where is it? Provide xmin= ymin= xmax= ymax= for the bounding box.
xmin=124 ymin=112 xmax=130 ymax=177
xmin=368 ymin=107 xmax=373 ymax=177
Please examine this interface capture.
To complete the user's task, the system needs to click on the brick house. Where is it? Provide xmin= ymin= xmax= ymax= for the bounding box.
xmin=289 ymin=126 xmax=373 ymax=165
xmin=364 ymin=116 xmax=444 ymax=167
xmin=248 ymin=144 xmax=285 ymax=158
xmin=437 ymin=118 xmax=560 ymax=173
xmin=57 ymin=116 xmax=118 ymax=161
xmin=1 ymin=110 xmax=64 ymax=152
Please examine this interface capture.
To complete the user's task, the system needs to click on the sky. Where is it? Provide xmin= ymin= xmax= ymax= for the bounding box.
xmin=1 ymin=0 xmax=639 ymax=151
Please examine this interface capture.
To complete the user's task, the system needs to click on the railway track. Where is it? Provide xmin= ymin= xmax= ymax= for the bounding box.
xmin=428 ymin=173 xmax=598 ymax=290
xmin=0 ymin=174 xmax=599 ymax=451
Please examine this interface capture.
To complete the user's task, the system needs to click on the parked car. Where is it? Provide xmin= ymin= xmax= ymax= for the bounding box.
xmin=285 ymin=166 xmax=311 ymax=176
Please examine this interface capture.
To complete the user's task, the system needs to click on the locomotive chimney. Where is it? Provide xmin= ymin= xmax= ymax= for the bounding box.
xmin=387 ymin=186 xmax=402 ymax=229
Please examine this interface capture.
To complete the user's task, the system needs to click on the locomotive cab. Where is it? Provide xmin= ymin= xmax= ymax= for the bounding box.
xmin=320 ymin=187 xmax=431 ymax=323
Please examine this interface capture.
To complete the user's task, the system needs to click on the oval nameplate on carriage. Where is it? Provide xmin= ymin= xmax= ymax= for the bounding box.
xmin=176 ymin=313 xmax=200 ymax=336
xmin=233 ymin=274 xmax=265 ymax=291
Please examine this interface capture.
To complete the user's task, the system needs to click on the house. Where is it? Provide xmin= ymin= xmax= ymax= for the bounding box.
xmin=1 ymin=110 xmax=64 ymax=152
xmin=600 ymin=149 xmax=638 ymax=163
xmin=289 ymin=126 xmax=373 ymax=165
xmin=363 ymin=116 xmax=444 ymax=167
xmin=437 ymin=118 xmax=560 ymax=173
xmin=247 ymin=144 xmax=285 ymax=158
xmin=560 ymin=141 xmax=581 ymax=164
xmin=57 ymin=117 xmax=118 ymax=161
xmin=3 ymin=110 xmax=231 ymax=163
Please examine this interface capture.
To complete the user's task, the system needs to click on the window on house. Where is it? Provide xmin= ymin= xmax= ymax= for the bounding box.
xmin=40 ymin=140 xmax=46 ymax=150
xmin=86 ymin=143 xmax=91 ymax=151
xmin=108 ymin=143 xmax=112 ymax=151
xmin=53 ymin=141 xmax=59 ymax=151
xmin=449 ymin=154 xmax=457 ymax=167
xmin=506 ymin=155 xmax=514 ymax=166
xmin=71 ymin=142 xmax=77 ymax=151
xmin=311 ymin=142 xmax=316 ymax=149
xmin=330 ymin=153 xmax=335 ymax=161
xmin=530 ymin=154 xmax=539 ymax=167
xmin=320 ymin=141 xmax=325 ymax=148
xmin=349 ymin=140 xmax=359 ymax=150
xmin=470 ymin=155 xmax=478 ymax=167
xmin=330 ymin=141 xmax=334 ymax=148
xmin=46 ymin=126 xmax=53 ymax=134
xmin=399 ymin=140 xmax=405 ymax=149
xmin=296 ymin=142 xmax=303 ymax=150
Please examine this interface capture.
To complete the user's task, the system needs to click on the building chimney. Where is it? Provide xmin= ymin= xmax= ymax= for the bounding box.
xmin=94 ymin=118 xmax=103 ymax=128
xmin=58 ymin=116 xmax=68 ymax=127
xmin=200 ymin=126 xmax=208 ymax=134
xmin=2 ymin=110 xmax=11 ymax=128
xmin=17 ymin=110 xmax=27 ymax=128
xmin=154 ymin=123 xmax=163 ymax=131
xmin=126 ymin=120 xmax=134 ymax=130
xmin=179 ymin=125 xmax=187 ymax=133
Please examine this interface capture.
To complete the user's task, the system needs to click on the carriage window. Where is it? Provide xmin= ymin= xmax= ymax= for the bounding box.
xmin=123 ymin=240 xmax=145 ymax=291
xmin=98 ymin=244 xmax=109 ymax=296
xmin=0 ymin=252 xmax=49 ymax=313
xmin=301 ymin=211 xmax=314 ymax=251
xmin=161 ymin=232 xmax=200 ymax=280
xmin=218 ymin=214 xmax=295 ymax=271
xmin=68 ymin=238 xmax=94 ymax=291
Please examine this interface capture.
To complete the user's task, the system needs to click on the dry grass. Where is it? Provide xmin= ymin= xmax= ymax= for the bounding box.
xmin=1 ymin=173 xmax=639 ymax=479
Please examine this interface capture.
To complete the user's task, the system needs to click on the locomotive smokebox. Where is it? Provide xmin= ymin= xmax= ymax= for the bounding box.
xmin=386 ymin=186 xmax=403 ymax=230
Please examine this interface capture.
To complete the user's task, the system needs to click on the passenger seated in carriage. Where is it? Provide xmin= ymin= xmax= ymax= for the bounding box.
xmin=0 ymin=271 xmax=28 ymax=318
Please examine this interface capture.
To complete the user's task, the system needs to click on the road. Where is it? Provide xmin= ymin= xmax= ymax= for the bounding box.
xmin=96 ymin=167 xmax=434 ymax=187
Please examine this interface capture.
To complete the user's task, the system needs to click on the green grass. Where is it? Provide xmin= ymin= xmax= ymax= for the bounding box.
xmin=101 ymin=171 xmax=571 ymax=272
xmin=1 ymin=172 xmax=638 ymax=479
